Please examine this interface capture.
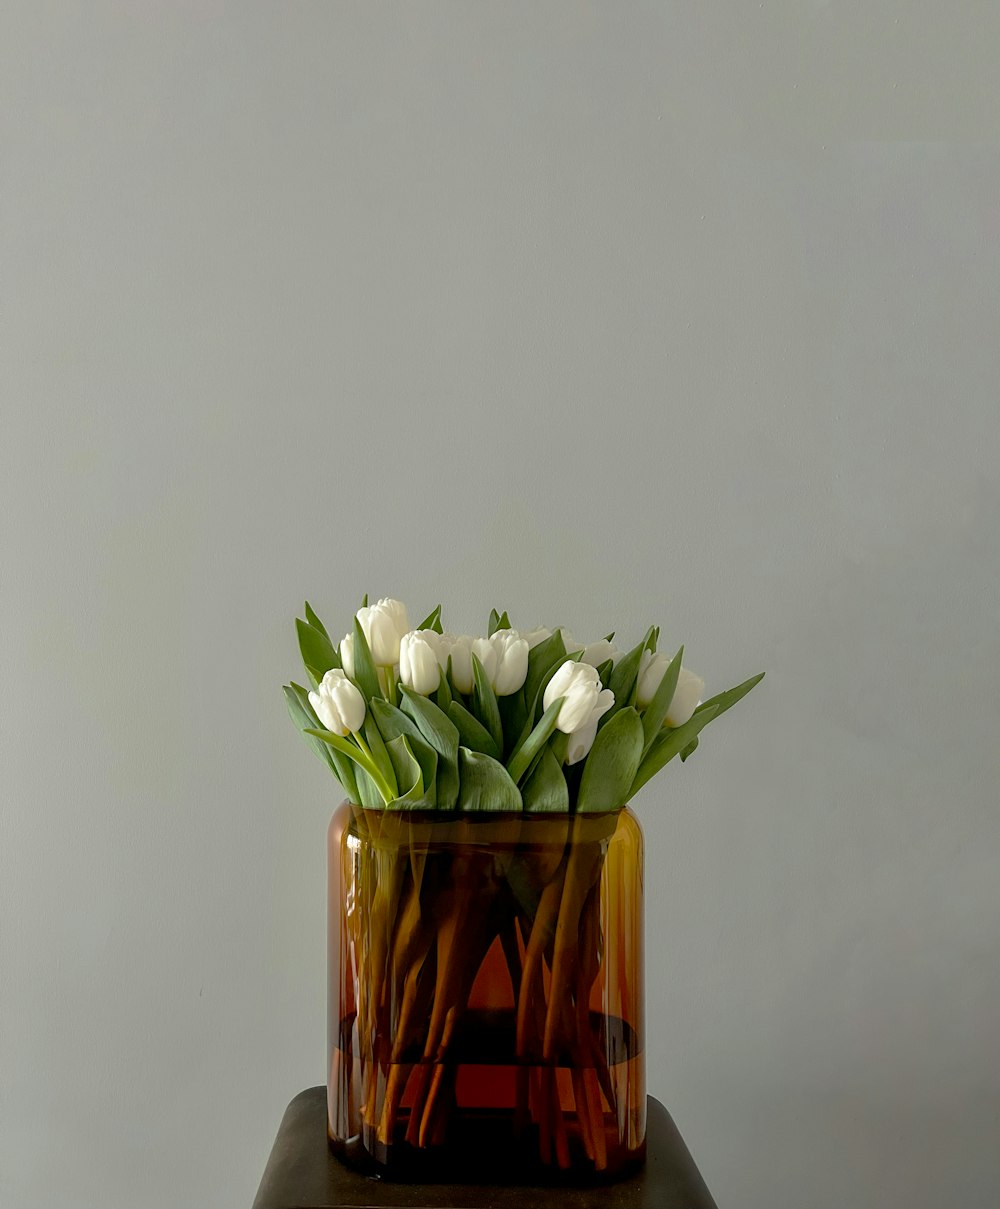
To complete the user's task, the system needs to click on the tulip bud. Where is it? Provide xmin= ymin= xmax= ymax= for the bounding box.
xmin=543 ymin=660 xmax=615 ymax=735
xmin=339 ymin=632 xmax=355 ymax=680
xmin=399 ymin=630 xmax=441 ymax=696
xmin=579 ymin=637 xmax=621 ymax=668
xmin=489 ymin=629 xmax=529 ymax=696
xmin=471 ymin=636 xmax=498 ymax=687
xmin=437 ymin=633 xmax=474 ymax=694
xmin=520 ymin=626 xmax=553 ymax=650
xmin=636 ymin=650 xmax=705 ymax=727
xmin=665 ymin=666 xmax=705 ymax=728
xmin=356 ymin=597 xmax=410 ymax=666
xmin=636 ymin=650 xmax=671 ymax=709
xmin=308 ymin=668 xmax=366 ymax=736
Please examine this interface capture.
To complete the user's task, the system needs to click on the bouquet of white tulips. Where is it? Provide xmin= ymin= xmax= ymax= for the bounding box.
xmin=284 ymin=596 xmax=763 ymax=1172
xmin=285 ymin=596 xmax=762 ymax=815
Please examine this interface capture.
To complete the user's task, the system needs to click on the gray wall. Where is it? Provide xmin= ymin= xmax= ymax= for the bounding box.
xmin=2 ymin=5 xmax=998 ymax=1208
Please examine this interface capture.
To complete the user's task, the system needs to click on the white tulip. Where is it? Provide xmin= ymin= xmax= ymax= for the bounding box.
xmin=520 ymin=626 xmax=552 ymax=650
xmin=471 ymin=636 xmax=498 ymax=687
xmin=665 ymin=666 xmax=705 ymax=728
xmin=636 ymin=650 xmax=705 ymax=727
xmin=437 ymin=633 xmax=474 ymax=694
xmin=579 ymin=637 xmax=621 ymax=668
xmin=543 ymin=660 xmax=615 ymax=734
xmin=339 ymin=632 xmax=355 ymax=680
xmin=489 ymin=629 xmax=529 ymax=696
xmin=636 ymin=650 xmax=671 ymax=708
xmin=399 ymin=630 xmax=441 ymax=695
xmin=308 ymin=668 xmax=366 ymax=736
xmin=564 ymin=688 xmax=616 ymax=765
xmin=558 ymin=628 xmax=583 ymax=653
xmin=356 ymin=597 xmax=410 ymax=666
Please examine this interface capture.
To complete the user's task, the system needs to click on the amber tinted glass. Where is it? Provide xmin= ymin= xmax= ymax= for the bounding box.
xmin=327 ymin=804 xmax=644 ymax=1182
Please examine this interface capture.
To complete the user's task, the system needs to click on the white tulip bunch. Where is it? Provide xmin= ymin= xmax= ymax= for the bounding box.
xmin=285 ymin=595 xmax=763 ymax=814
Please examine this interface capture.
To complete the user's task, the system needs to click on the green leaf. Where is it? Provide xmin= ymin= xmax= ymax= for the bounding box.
xmin=522 ymin=747 xmax=569 ymax=813
xmin=448 ymin=700 xmax=502 ymax=759
xmin=488 ymin=608 xmax=501 ymax=636
xmin=595 ymin=659 xmax=614 ymax=685
xmin=435 ymin=673 xmax=452 ymax=712
xmin=456 ymin=748 xmax=522 ymax=813
xmin=471 ymin=652 xmax=503 ymax=751
xmin=385 ymin=734 xmax=438 ymax=809
xmin=577 ymin=707 xmax=644 ymax=813
xmin=506 ymin=697 xmax=565 ymax=785
xmin=351 ymin=615 xmax=381 ymax=700
xmin=360 ymin=592 xmax=369 ymax=608
xmin=296 ymin=618 xmax=340 ymax=682
xmin=355 ymin=767 xmax=384 ymax=811
xmin=305 ymin=727 xmax=394 ymax=803
xmin=640 ymin=645 xmax=684 ymax=756
xmin=680 ymin=736 xmax=699 ymax=762
xmin=629 ymin=705 xmax=720 ymax=797
xmin=284 ymin=683 xmax=358 ymax=801
xmin=398 ymin=687 xmax=460 ymax=810
xmin=523 ymin=630 xmax=568 ymax=718
xmin=603 ymin=632 xmax=615 ymax=643
xmin=604 ymin=627 xmax=654 ymax=726
xmin=694 ymin=672 xmax=766 ymax=721
xmin=303 ymin=601 xmax=330 ymax=640
xmin=363 ymin=711 xmax=397 ymax=797
xmin=417 ymin=603 xmax=443 ymax=634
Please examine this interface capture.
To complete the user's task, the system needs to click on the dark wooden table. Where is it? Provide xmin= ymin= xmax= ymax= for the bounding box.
xmin=253 ymin=1088 xmax=718 ymax=1208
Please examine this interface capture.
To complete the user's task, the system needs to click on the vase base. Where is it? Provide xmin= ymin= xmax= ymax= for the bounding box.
xmin=328 ymin=1112 xmax=646 ymax=1186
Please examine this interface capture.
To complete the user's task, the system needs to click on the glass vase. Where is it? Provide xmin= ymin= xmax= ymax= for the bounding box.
xmin=327 ymin=802 xmax=645 ymax=1183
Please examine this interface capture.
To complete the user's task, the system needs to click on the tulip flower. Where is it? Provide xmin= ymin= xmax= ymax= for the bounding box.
xmin=339 ymin=632 xmax=355 ymax=680
xmin=471 ymin=636 xmax=498 ymax=687
xmin=636 ymin=650 xmax=705 ymax=727
xmin=665 ymin=666 xmax=705 ymax=728
xmin=308 ymin=668 xmax=367 ymax=736
xmin=357 ymin=597 xmax=410 ymax=667
xmin=543 ymin=660 xmax=615 ymax=735
xmin=564 ymin=687 xmax=616 ymax=764
xmin=520 ymin=626 xmax=552 ymax=650
xmin=579 ymin=637 xmax=621 ymax=668
xmin=489 ymin=629 xmax=529 ymax=696
xmin=399 ymin=630 xmax=442 ymax=696
xmin=437 ymin=633 xmax=474 ymax=694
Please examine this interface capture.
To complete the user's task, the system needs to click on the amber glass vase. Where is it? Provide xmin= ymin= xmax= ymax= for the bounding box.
xmin=327 ymin=802 xmax=645 ymax=1183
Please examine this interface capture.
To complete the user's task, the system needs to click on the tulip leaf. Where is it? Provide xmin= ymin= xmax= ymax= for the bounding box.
xmin=471 ymin=652 xmax=503 ymax=751
xmin=628 ymin=705 xmax=719 ymax=797
xmin=506 ymin=697 xmax=564 ymax=786
xmin=399 ymin=687 xmax=460 ymax=810
xmin=417 ymin=603 xmax=443 ymax=634
xmin=355 ymin=767 xmax=384 ymax=811
xmin=296 ymin=618 xmax=340 ymax=683
xmin=640 ymin=645 xmax=684 ymax=756
xmin=456 ymin=747 xmax=522 ymax=813
xmin=577 ymin=707 xmax=644 ymax=814
xmin=603 ymin=627 xmax=654 ymax=728
xmin=385 ymin=734 xmax=438 ymax=810
xmin=694 ymin=672 xmax=766 ymax=721
xmin=304 ymin=728 xmax=395 ymax=804
xmin=363 ymin=712 xmax=398 ymax=798
xmin=351 ymin=615 xmax=381 ymax=700
xmin=304 ymin=601 xmax=330 ymax=640
xmin=435 ymin=673 xmax=452 ymax=712
xmin=595 ymin=659 xmax=614 ymax=686
xmin=523 ymin=630 xmax=568 ymax=719
xmin=498 ymin=688 xmax=528 ymax=760
xmin=448 ymin=700 xmax=502 ymax=759
xmin=285 ymin=683 xmax=359 ymax=801
xmin=361 ymin=593 xmax=369 ymax=608
xmin=680 ymin=736 xmax=699 ymax=762
xmin=603 ymin=632 xmax=615 ymax=643
xmin=522 ymin=746 xmax=570 ymax=813
xmin=488 ymin=608 xmax=501 ymax=636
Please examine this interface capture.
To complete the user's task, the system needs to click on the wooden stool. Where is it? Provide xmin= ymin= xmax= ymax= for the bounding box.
xmin=253 ymin=1087 xmax=718 ymax=1208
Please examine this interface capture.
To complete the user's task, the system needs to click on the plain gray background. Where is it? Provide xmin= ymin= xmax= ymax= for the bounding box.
xmin=2 ymin=4 xmax=999 ymax=1208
